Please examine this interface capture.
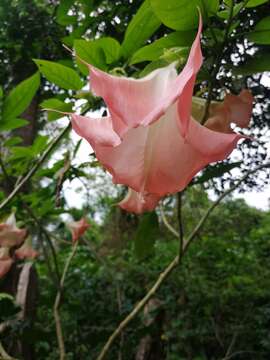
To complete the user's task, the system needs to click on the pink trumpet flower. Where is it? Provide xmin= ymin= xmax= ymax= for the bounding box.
xmin=0 ymin=247 xmax=13 ymax=278
xmin=67 ymin=217 xmax=90 ymax=243
xmin=0 ymin=213 xmax=27 ymax=247
xmin=71 ymin=17 xmax=253 ymax=214
xmin=15 ymin=237 xmax=38 ymax=260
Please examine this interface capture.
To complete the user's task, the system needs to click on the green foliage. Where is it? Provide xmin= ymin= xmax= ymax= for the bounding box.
xmin=121 ymin=0 xmax=161 ymax=58
xmin=40 ymin=98 xmax=73 ymax=121
xmin=2 ymin=72 xmax=40 ymax=123
xmin=12 ymin=197 xmax=269 ymax=360
xmin=130 ymin=30 xmax=195 ymax=64
xmin=233 ymin=53 xmax=270 ymax=75
xmin=74 ymin=37 xmax=121 ymax=73
xmin=150 ymin=0 xmax=219 ymax=30
xmin=134 ymin=212 xmax=160 ymax=258
xmin=248 ymin=16 xmax=270 ymax=44
xmin=34 ymin=59 xmax=83 ymax=90
xmin=246 ymin=0 xmax=268 ymax=7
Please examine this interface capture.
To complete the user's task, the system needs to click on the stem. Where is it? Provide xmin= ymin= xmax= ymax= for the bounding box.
xmin=159 ymin=204 xmax=179 ymax=239
xmin=54 ymin=241 xmax=79 ymax=360
xmin=0 ymin=123 xmax=71 ymax=211
xmin=177 ymin=192 xmax=184 ymax=256
xmin=96 ymin=162 xmax=270 ymax=360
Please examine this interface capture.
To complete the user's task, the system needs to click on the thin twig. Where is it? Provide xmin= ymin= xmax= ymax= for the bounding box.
xmin=96 ymin=161 xmax=270 ymax=360
xmin=159 ymin=204 xmax=179 ymax=239
xmin=116 ymin=284 xmax=124 ymax=360
xmin=0 ymin=123 xmax=71 ymax=211
xmin=177 ymin=192 xmax=184 ymax=256
xmin=54 ymin=241 xmax=79 ymax=360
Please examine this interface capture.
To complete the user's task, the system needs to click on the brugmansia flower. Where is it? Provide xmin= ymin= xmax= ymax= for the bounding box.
xmin=0 ymin=214 xmax=37 ymax=278
xmin=67 ymin=217 xmax=90 ymax=243
xmin=15 ymin=237 xmax=38 ymax=260
xmin=71 ymin=18 xmax=253 ymax=214
xmin=0 ymin=247 xmax=13 ymax=278
xmin=0 ymin=213 xmax=27 ymax=247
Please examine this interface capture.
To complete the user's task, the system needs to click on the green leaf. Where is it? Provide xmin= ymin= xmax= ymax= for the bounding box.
xmin=34 ymin=59 xmax=83 ymax=90
xmin=232 ymin=54 xmax=270 ymax=75
xmin=248 ymin=17 xmax=270 ymax=44
xmin=194 ymin=162 xmax=242 ymax=185
xmin=130 ymin=30 xmax=195 ymax=64
xmin=0 ymin=86 xmax=3 ymax=98
xmin=121 ymin=0 xmax=161 ymax=58
xmin=150 ymin=0 xmax=219 ymax=31
xmin=74 ymin=37 xmax=121 ymax=74
xmin=56 ymin=0 xmax=76 ymax=25
xmin=2 ymin=72 xmax=40 ymax=122
xmin=0 ymin=118 xmax=29 ymax=131
xmin=134 ymin=212 xmax=159 ymax=259
xmin=40 ymin=98 xmax=73 ymax=121
xmin=4 ymin=137 xmax=23 ymax=147
xmin=246 ymin=0 xmax=268 ymax=7
xmin=217 ymin=3 xmax=243 ymax=19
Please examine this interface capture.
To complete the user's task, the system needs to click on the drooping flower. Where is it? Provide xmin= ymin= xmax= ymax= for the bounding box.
xmin=15 ymin=237 xmax=38 ymax=260
xmin=67 ymin=217 xmax=90 ymax=243
xmin=0 ymin=213 xmax=27 ymax=247
xmin=71 ymin=17 xmax=253 ymax=214
xmin=0 ymin=247 xmax=13 ymax=278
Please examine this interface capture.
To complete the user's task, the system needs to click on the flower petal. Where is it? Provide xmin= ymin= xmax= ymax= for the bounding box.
xmin=205 ymin=90 xmax=253 ymax=133
xmin=93 ymin=102 xmax=244 ymax=197
xmin=71 ymin=114 xmax=121 ymax=147
xmin=15 ymin=244 xmax=38 ymax=260
xmin=88 ymin=17 xmax=202 ymax=137
xmin=67 ymin=217 xmax=90 ymax=243
xmin=0 ymin=225 xmax=27 ymax=247
xmin=119 ymin=189 xmax=160 ymax=214
xmin=0 ymin=258 xmax=13 ymax=278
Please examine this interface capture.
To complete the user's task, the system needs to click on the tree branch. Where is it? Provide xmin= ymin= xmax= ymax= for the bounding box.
xmin=96 ymin=161 xmax=270 ymax=360
xmin=0 ymin=123 xmax=71 ymax=211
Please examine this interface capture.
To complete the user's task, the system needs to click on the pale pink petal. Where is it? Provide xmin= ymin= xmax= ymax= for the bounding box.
xmin=67 ymin=217 xmax=90 ymax=243
xmin=119 ymin=189 xmax=160 ymax=214
xmin=0 ymin=214 xmax=27 ymax=248
xmin=71 ymin=114 xmax=121 ymax=147
xmin=93 ymin=103 xmax=244 ymax=197
xmin=87 ymin=17 xmax=202 ymax=138
xmin=0 ymin=258 xmax=13 ymax=278
xmin=205 ymin=90 xmax=254 ymax=133
xmin=0 ymin=248 xmax=13 ymax=278
xmin=15 ymin=244 xmax=38 ymax=260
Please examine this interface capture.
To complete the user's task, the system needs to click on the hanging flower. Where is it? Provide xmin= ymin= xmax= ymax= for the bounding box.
xmin=0 ymin=213 xmax=27 ymax=247
xmin=71 ymin=17 xmax=253 ymax=214
xmin=67 ymin=217 xmax=90 ymax=243
xmin=15 ymin=237 xmax=38 ymax=260
xmin=0 ymin=247 xmax=13 ymax=278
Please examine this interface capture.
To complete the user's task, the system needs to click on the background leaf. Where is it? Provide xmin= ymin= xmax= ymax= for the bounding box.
xmin=40 ymin=98 xmax=73 ymax=121
xmin=2 ymin=72 xmax=40 ymax=122
xmin=74 ymin=37 xmax=120 ymax=74
xmin=150 ymin=0 xmax=219 ymax=31
xmin=248 ymin=16 xmax=270 ymax=44
xmin=130 ymin=30 xmax=195 ymax=64
xmin=134 ymin=212 xmax=159 ymax=259
xmin=34 ymin=59 xmax=83 ymax=90
xmin=121 ymin=0 xmax=161 ymax=58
